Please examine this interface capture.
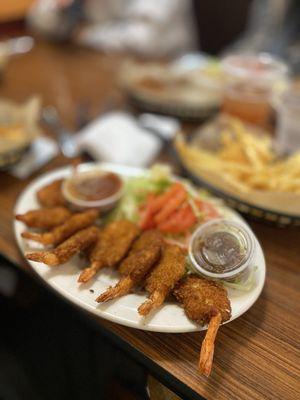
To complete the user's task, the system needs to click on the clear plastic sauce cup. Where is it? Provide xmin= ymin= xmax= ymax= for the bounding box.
xmin=189 ymin=219 xmax=256 ymax=281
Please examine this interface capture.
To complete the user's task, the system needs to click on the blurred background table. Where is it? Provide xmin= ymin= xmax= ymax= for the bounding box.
xmin=0 ymin=38 xmax=300 ymax=400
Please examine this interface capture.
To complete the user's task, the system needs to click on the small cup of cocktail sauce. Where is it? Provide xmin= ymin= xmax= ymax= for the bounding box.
xmin=189 ymin=219 xmax=256 ymax=281
xmin=62 ymin=169 xmax=123 ymax=212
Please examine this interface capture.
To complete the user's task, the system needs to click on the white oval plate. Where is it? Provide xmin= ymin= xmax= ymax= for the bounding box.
xmin=14 ymin=163 xmax=266 ymax=333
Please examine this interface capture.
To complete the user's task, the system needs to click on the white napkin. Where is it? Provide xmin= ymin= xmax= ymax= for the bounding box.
xmin=75 ymin=112 xmax=162 ymax=167
xmin=138 ymin=113 xmax=180 ymax=140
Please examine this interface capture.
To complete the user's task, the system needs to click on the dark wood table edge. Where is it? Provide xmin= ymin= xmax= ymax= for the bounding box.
xmin=1 ymin=253 xmax=205 ymax=400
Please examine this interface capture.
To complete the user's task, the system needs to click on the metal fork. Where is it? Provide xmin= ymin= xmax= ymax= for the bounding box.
xmin=42 ymin=106 xmax=79 ymax=158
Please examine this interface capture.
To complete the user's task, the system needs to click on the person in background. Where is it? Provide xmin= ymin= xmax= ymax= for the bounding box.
xmin=27 ymin=0 xmax=197 ymax=58
xmin=27 ymin=0 xmax=300 ymax=72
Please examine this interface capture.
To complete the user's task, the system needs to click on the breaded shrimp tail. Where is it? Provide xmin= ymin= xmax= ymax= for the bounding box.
xmin=15 ymin=207 xmax=71 ymax=229
xmin=22 ymin=231 xmax=47 ymax=242
xmin=199 ymin=312 xmax=222 ymax=376
xmin=26 ymin=226 xmax=99 ymax=266
xmin=22 ymin=209 xmax=98 ymax=246
xmin=26 ymin=251 xmax=60 ymax=266
xmin=96 ymin=236 xmax=162 ymax=303
xmin=96 ymin=275 xmax=133 ymax=302
xmin=37 ymin=179 xmax=65 ymax=207
xmin=78 ymin=260 xmax=102 ymax=283
xmin=173 ymin=275 xmax=231 ymax=376
xmin=78 ymin=220 xmax=140 ymax=283
xmin=138 ymin=290 xmax=165 ymax=316
xmin=138 ymin=244 xmax=186 ymax=316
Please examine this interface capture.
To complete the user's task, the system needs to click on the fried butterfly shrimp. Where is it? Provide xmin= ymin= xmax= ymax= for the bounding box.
xmin=26 ymin=226 xmax=99 ymax=266
xmin=78 ymin=220 xmax=140 ymax=283
xmin=138 ymin=244 xmax=186 ymax=316
xmin=36 ymin=179 xmax=65 ymax=207
xmin=118 ymin=230 xmax=163 ymax=275
xmin=96 ymin=232 xmax=162 ymax=303
xmin=15 ymin=207 xmax=72 ymax=229
xmin=173 ymin=275 xmax=231 ymax=376
xmin=21 ymin=209 xmax=98 ymax=246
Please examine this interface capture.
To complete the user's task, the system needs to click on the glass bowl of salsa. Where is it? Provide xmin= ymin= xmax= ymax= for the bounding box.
xmin=62 ymin=168 xmax=124 ymax=212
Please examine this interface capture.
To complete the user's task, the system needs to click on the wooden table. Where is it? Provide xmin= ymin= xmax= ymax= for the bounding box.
xmin=1 ymin=38 xmax=300 ymax=400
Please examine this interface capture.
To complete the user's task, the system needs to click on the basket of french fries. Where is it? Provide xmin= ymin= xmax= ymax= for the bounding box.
xmin=175 ymin=115 xmax=300 ymax=226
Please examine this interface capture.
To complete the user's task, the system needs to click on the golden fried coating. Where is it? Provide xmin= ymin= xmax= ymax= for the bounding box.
xmin=26 ymin=226 xmax=99 ymax=266
xmin=119 ymin=230 xmax=163 ymax=275
xmin=138 ymin=244 xmax=186 ymax=316
xmin=78 ymin=220 xmax=140 ymax=283
xmin=96 ymin=239 xmax=162 ymax=302
xmin=21 ymin=209 xmax=99 ymax=246
xmin=15 ymin=207 xmax=71 ymax=229
xmin=36 ymin=179 xmax=65 ymax=207
xmin=173 ymin=274 xmax=232 ymax=376
xmin=173 ymin=275 xmax=231 ymax=325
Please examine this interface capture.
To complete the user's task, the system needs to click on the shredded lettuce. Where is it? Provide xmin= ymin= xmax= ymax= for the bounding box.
xmin=186 ymin=257 xmax=257 ymax=292
xmin=188 ymin=197 xmax=204 ymax=220
xmin=106 ymin=164 xmax=172 ymax=223
xmin=222 ymin=266 xmax=258 ymax=292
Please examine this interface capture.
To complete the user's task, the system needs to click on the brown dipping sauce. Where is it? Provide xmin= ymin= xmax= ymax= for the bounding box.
xmin=193 ymin=230 xmax=247 ymax=274
xmin=67 ymin=172 xmax=122 ymax=202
